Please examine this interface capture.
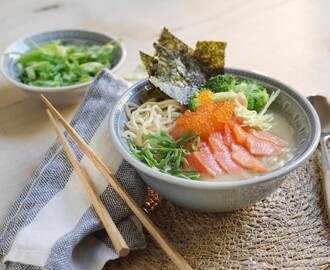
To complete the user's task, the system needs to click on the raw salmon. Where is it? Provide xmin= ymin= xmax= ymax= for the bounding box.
xmin=230 ymin=143 xmax=268 ymax=172
xmin=223 ymin=123 xmax=234 ymax=146
xmin=213 ymin=152 xmax=248 ymax=177
xmin=184 ymin=146 xmax=222 ymax=177
xmin=228 ymin=120 xmax=247 ymax=144
xmin=208 ymin=132 xmax=247 ymax=177
xmin=245 ymin=133 xmax=282 ymax=156
xmin=170 ymin=125 xmax=186 ymax=141
xmin=229 ymin=120 xmax=284 ymax=156
xmin=175 ymin=114 xmax=288 ymax=179
xmin=245 ymin=127 xmax=288 ymax=147
xmin=208 ymin=132 xmax=228 ymax=153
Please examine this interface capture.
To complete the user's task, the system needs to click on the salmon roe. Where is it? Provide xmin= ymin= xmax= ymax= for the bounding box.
xmin=197 ymin=90 xmax=213 ymax=103
xmin=176 ymin=96 xmax=235 ymax=137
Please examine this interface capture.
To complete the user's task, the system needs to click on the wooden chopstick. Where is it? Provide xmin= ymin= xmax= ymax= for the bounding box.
xmin=42 ymin=95 xmax=193 ymax=270
xmin=46 ymin=109 xmax=129 ymax=257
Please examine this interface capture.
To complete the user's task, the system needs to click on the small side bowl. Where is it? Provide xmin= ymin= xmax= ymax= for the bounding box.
xmin=109 ymin=68 xmax=320 ymax=212
xmin=1 ymin=29 xmax=126 ymax=106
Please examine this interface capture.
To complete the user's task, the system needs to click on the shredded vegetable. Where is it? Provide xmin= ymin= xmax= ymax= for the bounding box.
xmin=235 ymin=89 xmax=280 ymax=130
xmin=13 ymin=40 xmax=120 ymax=87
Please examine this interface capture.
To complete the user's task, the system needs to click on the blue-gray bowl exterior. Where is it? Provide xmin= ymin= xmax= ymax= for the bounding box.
xmin=109 ymin=68 xmax=321 ymax=212
xmin=2 ymin=29 xmax=125 ymax=85
xmin=137 ymin=171 xmax=286 ymax=212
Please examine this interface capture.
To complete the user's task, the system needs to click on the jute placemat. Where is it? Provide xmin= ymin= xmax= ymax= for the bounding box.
xmin=105 ymin=148 xmax=330 ymax=270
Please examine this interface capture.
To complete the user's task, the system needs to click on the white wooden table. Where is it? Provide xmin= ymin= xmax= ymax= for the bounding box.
xmin=1 ymin=0 xmax=329 ymax=229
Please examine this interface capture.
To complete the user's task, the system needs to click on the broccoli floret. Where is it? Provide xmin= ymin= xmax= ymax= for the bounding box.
xmin=204 ymin=74 xmax=237 ymax=92
xmin=233 ymin=80 xmax=269 ymax=113
xmin=199 ymin=76 xmax=269 ymax=113
xmin=188 ymin=89 xmax=238 ymax=111
xmin=253 ymin=90 xmax=269 ymax=113
xmin=246 ymin=97 xmax=255 ymax=111
xmin=188 ymin=89 xmax=203 ymax=111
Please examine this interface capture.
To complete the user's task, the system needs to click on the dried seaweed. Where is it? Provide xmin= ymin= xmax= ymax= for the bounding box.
xmin=140 ymin=51 xmax=158 ymax=77
xmin=158 ymin=27 xmax=193 ymax=53
xmin=143 ymin=85 xmax=170 ymax=101
xmin=140 ymin=51 xmax=172 ymax=101
xmin=140 ymin=28 xmax=227 ymax=105
xmin=193 ymin=41 xmax=227 ymax=77
xmin=154 ymin=43 xmax=205 ymax=88
xmin=149 ymin=43 xmax=206 ymax=104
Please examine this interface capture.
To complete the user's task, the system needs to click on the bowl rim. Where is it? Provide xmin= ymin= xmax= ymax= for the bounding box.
xmin=109 ymin=67 xmax=321 ymax=190
xmin=0 ymin=28 xmax=126 ymax=92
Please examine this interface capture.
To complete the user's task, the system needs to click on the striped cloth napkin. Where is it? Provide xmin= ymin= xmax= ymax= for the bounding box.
xmin=0 ymin=70 xmax=148 ymax=270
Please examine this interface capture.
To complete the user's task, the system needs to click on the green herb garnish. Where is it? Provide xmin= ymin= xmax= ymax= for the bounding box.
xmin=13 ymin=40 xmax=120 ymax=87
xmin=128 ymin=132 xmax=201 ymax=180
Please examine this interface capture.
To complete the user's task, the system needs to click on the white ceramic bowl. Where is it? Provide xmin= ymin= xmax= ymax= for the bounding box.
xmin=109 ymin=68 xmax=320 ymax=212
xmin=1 ymin=29 xmax=126 ymax=106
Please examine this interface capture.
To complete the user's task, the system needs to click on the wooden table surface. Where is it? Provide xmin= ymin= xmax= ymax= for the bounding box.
xmin=1 ymin=0 xmax=329 ymax=238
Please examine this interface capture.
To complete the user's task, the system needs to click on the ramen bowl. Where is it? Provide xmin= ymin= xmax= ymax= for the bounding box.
xmin=109 ymin=68 xmax=320 ymax=212
xmin=1 ymin=29 xmax=126 ymax=106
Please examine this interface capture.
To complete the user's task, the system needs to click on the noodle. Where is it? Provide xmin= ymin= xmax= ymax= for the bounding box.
xmin=123 ymin=99 xmax=185 ymax=146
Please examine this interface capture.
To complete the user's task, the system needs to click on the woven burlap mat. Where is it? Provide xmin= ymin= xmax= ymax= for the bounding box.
xmin=105 ymin=148 xmax=330 ymax=270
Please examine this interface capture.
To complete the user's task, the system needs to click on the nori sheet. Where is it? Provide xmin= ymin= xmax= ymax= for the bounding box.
xmin=140 ymin=27 xmax=227 ymax=105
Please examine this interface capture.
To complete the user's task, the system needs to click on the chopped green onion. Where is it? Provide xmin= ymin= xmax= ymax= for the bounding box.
xmin=11 ymin=39 xmax=121 ymax=87
xmin=128 ymin=132 xmax=201 ymax=180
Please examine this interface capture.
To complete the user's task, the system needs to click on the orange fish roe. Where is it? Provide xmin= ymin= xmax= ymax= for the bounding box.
xmin=176 ymin=99 xmax=235 ymax=137
xmin=197 ymin=90 xmax=213 ymax=103
xmin=214 ymin=100 xmax=235 ymax=123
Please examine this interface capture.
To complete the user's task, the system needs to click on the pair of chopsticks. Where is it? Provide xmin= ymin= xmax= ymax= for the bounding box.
xmin=41 ymin=95 xmax=193 ymax=270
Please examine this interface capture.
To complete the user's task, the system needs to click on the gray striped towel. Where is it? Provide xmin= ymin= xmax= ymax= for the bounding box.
xmin=0 ymin=70 xmax=148 ymax=270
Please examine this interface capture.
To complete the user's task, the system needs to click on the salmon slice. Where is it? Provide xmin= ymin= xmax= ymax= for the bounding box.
xmin=208 ymin=132 xmax=228 ymax=153
xmin=245 ymin=127 xmax=288 ymax=147
xmin=228 ymin=120 xmax=247 ymax=144
xmin=208 ymin=132 xmax=248 ymax=177
xmin=213 ymin=152 xmax=248 ymax=177
xmin=170 ymin=125 xmax=187 ymax=140
xmin=223 ymin=123 xmax=234 ymax=146
xmin=184 ymin=146 xmax=222 ymax=177
xmin=245 ymin=133 xmax=282 ymax=156
xmin=230 ymin=144 xmax=268 ymax=172
xmin=199 ymin=141 xmax=209 ymax=149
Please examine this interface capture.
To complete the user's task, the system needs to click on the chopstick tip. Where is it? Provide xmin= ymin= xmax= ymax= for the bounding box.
xmin=118 ymin=247 xmax=130 ymax=257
